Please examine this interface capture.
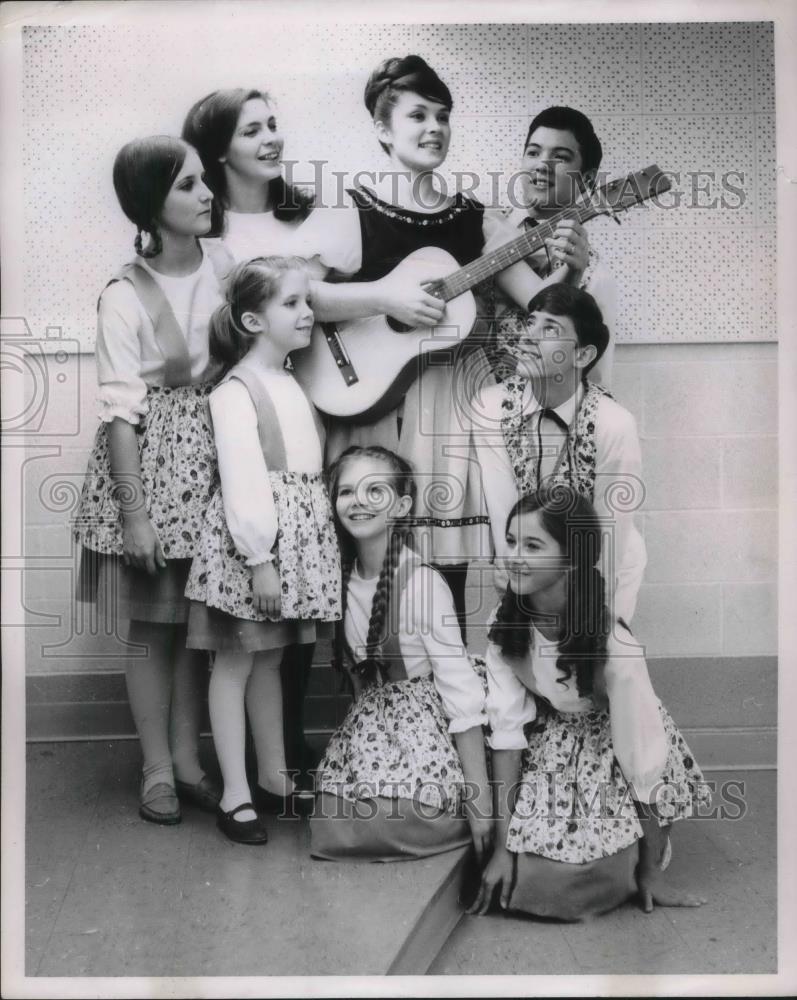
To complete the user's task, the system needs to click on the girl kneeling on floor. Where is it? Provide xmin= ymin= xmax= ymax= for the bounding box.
xmin=469 ymin=485 xmax=711 ymax=919
xmin=311 ymin=446 xmax=492 ymax=862
xmin=186 ymin=256 xmax=341 ymax=844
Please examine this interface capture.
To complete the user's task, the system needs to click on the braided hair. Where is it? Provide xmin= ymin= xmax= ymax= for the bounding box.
xmin=182 ymin=88 xmax=313 ymax=236
xmin=487 ymin=484 xmax=611 ymax=698
xmin=113 ymin=135 xmax=189 ymax=258
xmin=327 ymin=446 xmax=417 ymax=686
xmin=364 ymin=55 xmax=453 ymax=156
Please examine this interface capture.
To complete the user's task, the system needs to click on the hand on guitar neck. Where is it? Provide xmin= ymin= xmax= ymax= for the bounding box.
xmin=293 ymin=166 xmax=671 ymax=421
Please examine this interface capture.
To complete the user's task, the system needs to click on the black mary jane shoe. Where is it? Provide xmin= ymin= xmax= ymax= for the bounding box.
xmin=254 ymin=784 xmax=315 ymax=817
xmin=216 ymin=802 xmax=268 ymax=845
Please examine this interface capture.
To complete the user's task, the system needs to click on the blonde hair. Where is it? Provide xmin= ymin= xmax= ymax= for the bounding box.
xmin=209 ymin=256 xmax=308 ymax=367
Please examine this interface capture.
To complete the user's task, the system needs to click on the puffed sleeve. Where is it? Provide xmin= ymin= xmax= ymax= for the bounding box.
xmin=291 ymin=194 xmax=363 ymax=278
xmin=484 ymin=635 xmax=537 ymax=750
xmin=95 ymin=280 xmax=148 ymax=425
xmin=209 ymin=380 xmax=278 ymax=566
xmin=603 ymin=632 xmax=668 ymax=802
xmin=408 ymin=566 xmax=487 ymax=734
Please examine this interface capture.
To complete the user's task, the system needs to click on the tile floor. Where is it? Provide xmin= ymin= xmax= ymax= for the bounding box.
xmin=430 ymin=768 xmax=777 ymax=975
xmin=23 ymin=740 xmax=465 ymax=977
xmin=23 ymin=741 xmax=776 ymax=979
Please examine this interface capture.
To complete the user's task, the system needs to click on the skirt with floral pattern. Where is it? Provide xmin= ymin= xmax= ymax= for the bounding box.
xmin=506 ymin=701 xmax=711 ymax=864
xmin=73 ymin=383 xmax=217 ymax=560
xmin=185 ymin=471 xmax=341 ymax=623
xmin=315 ymin=676 xmax=466 ymax=817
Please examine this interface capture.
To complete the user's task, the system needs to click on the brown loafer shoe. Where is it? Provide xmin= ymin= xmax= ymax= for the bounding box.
xmin=139 ymin=782 xmax=181 ymax=825
xmin=175 ymin=775 xmax=222 ymax=813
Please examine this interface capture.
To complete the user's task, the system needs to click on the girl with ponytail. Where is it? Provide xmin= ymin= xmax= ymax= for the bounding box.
xmin=183 ymin=88 xmax=319 ymax=779
xmin=74 ymin=136 xmax=232 ymax=826
xmin=185 ymin=256 xmax=340 ymax=844
xmin=470 ymin=485 xmax=711 ymax=920
xmin=311 ymin=446 xmax=492 ymax=862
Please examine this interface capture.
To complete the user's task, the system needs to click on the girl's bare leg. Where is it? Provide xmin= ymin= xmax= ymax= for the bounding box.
xmin=169 ymin=632 xmax=207 ymax=786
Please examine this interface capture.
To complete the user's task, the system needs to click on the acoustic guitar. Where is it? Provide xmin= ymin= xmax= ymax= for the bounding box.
xmin=292 ymin=165 xmax=671 ymax=422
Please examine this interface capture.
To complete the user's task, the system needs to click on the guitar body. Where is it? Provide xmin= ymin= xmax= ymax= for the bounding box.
xmin=291 ymin=165 xmax=669 ymax=421
xmin=291 ymin=246 xmax=477 ymax=422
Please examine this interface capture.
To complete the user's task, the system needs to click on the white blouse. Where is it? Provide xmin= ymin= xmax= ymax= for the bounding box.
xmin=94 ymin=248 xmax=224 ymax=424
xmin=220 ymin=210 xmax=302 ymax=264
xmin=344 ymin=551 xmax=488 ymax=735
xmin=470 ymin=380 xmax=647 ymax=624
xmin=209 ymin=357 xmax=323 ymax=567
xmin=485 ymin=622 xmax=668 ymax=801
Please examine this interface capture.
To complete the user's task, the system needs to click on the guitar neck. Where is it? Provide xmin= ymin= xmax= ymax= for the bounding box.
xmin=436 ymin=201 xmax=599 ymax=302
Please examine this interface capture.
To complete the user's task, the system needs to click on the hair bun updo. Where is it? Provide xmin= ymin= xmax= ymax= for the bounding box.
xmin=364 ymin=54 xmax=453 ymax=120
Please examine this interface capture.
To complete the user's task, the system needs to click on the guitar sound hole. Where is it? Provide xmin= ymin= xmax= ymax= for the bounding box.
xmin=386 ymin=316 xmax=415 ymax=334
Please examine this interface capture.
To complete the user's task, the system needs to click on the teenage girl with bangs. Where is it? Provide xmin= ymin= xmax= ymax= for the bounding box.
xmin=468 ymin=485 xmax=710 ymax=920
xmin=183 ymin=87 xmax=318 ymax=779
xmin=293 ymin=55 xmax=592 ymax=637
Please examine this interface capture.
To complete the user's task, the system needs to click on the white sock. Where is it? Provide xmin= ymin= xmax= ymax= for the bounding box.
xmin=209 ymin=651 xmax=256 ymax=821
xmin=246 ymin=653 xmax=295 ymax=796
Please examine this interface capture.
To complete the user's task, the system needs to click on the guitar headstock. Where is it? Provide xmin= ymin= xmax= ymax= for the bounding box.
xmin=584 ymin=165 xmax=672 ymax=219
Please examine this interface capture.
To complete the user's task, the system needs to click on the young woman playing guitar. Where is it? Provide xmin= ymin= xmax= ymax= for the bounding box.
xmin=295 ymin=56 xmax=591 ymax=633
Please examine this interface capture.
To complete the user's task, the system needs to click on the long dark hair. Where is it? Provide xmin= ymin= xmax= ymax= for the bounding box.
xmin=327 ymin=446 xmax=417 ymax=686
xmin=487 ymin=484 xmax=610 ymax=697
xmin=112 ymin=135 xmax=190 ymax=258
xmin=182 ymin=88 xmax=313 ymax=236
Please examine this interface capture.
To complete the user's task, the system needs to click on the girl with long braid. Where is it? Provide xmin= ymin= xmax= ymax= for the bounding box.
xmin=469 ymin=485 xmax=710 ymax=920
xmin=311 ymin=446 xmax=492 ymax=862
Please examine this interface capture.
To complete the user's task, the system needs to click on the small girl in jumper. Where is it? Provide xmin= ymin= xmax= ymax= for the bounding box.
xmin=186 ymin=257 xmax=341 ymax=844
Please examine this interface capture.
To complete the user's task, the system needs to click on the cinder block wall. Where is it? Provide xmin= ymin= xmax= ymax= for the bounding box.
xmin=20 ymin=343 xmax=778 ymax=765
xmin=14 ymin=20 xmax=777 ymax=762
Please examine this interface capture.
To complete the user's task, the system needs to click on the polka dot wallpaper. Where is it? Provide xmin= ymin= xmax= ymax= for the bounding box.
xmin=21 ymin=20 xmax=775 ymax=348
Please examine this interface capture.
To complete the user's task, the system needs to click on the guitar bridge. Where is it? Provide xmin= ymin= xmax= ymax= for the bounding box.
xmin=322 ymin=322 xmax=359 ymax=386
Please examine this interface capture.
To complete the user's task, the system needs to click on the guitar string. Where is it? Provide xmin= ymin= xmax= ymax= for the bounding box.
xmin=435 ymin=173 xmax=654 ymax=301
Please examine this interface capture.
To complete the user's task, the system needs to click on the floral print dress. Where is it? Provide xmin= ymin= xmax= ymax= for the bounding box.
xmin=185 ymin=360 xmax=341 ymax=626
